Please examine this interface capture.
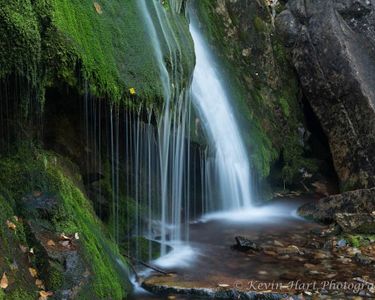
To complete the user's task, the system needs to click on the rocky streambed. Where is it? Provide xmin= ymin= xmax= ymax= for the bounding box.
xmin=132 ymin=199 xmax=375 ymax=300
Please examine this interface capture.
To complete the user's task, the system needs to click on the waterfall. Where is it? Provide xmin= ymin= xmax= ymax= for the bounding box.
xmin=137 ymin=0 xmax=192 ymax=256
xmin=83 ymin=1 xmax=253 ymax=266
xmin=190 ymin=19 xmax=253 ymax=211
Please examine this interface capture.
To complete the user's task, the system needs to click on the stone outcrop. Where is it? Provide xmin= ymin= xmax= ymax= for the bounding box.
xmin=277 ymin=0 xmax=375 ymax=190
xmin=298 ymin=187 xmax=375 ymax=233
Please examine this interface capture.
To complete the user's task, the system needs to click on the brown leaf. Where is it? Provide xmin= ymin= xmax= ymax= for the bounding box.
xmin=6 ymin=220 xmax=16 ymax=230
xmin=29 ymin=267 xmax=38 ymax=278
xmin=39 ymin=290 xmax=53 ymax=300
xmin=47 ymin=240 xmax=56 ymax=247
xmin=0 ymin=272 xmax=8 ymax=289
xmin=19 ymin=244 xmax=28 ymax=253
xmin=94 ymin=2 xmax=103 ymax=14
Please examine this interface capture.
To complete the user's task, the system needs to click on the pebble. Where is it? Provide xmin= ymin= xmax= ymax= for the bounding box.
xmin=314 ymin=252 xmax=329 ymax=259
xmin=264 ymin=250 xmax=277 ymax=256
xmin=273 ymin=240 xmax=284 ymax=247
xmin=337 ymin=239 xmax=348 ymax=248
xmin=355 ymin=253 xmax=373 ymax=265
xmin=277 ymin=245 xmax=301 ymax=255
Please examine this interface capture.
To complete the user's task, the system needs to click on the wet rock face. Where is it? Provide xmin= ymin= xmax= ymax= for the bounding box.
xmin=276 ymin=0 xmax=375 ymax=190
xmin=298 ymin=188 xmax=375 ymax=233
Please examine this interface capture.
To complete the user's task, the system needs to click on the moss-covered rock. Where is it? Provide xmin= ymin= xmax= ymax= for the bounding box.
xmin=0 ymin=144 xmax=130 ymax=299
xmin=0 ymin=0 xmax=194 ymax=106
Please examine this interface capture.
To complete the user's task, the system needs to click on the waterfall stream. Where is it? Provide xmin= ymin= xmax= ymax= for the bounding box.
xmin=190 ymin=18 xmax=253 ymax=212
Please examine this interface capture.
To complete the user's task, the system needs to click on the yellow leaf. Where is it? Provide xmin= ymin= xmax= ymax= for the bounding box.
xmin=129 ymin=87 xmax=136 ymax=95
xmin=6 ymin=220 xmax=16 ymax=230
xmin=29 ymin=267 xmax=38 ymax=278
xmin=93 ymin=2 xmax=103 ymax=14
xmin=47 ymin=240 xmax=55 ymax=247
xmin=35 ymin=279 xmax=44 ymax=289
xmin=0 ymin=273 xmax=8 ymax=289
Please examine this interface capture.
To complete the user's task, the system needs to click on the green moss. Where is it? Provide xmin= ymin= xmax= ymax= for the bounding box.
xmin=348 ymin=235 xmax=361 ymax=248
xmin=1 ymin=0 xmax=194 ymax=109
xmin=0 ymin=0 xmax=41 ymax=84
xmin=0 ymin=144 xmax=130 ymax=299
xmin=46 ymin=261 xmax=64 ymax=291
xmin=6 ymin=288 xmax=35 ymax=300
xmin=253 ymin=16 xmax=268 ymax=33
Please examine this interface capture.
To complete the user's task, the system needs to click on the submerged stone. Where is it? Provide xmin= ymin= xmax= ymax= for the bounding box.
xmin=233 ymin=236 xmax=262 ymax=252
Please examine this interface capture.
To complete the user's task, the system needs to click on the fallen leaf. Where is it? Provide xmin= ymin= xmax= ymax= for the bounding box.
xmin=129 ymin=87 xmax=136 ymax=95
xmin=29 ymin=267 xmax=37 ymax=278
xmin=35 ymin=279 xmax=44 ymax=289
xmin=74 ymin=232 xmax=79 ymax=240
xmin=29 ymin=248 xmax=35 ymax=255
xmin=60 ymin=233 xmax=71 ymax=241
xmin=47 ymin=240 xmax=56 ymax=247
xmin=6 ymin=220 xmax=16 ymax=230
xmin=39 ymin=290 xmax=53 ymax=300
xmin=19 ymin=245 xmax=28 ymax=253
xmin=0 ymin=273 xmax=8 ymax=289
xmin=93 ymin=2 xmax=103 ymax=14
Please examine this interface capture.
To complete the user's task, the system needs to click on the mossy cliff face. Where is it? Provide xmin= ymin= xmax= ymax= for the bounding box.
xmin=0 ymin=0 xmax=194 ymax=104
xmin=192 ymin=0 xmax=320 ymax=193
xmin=0 ymin=145 xmax=130 ymax=299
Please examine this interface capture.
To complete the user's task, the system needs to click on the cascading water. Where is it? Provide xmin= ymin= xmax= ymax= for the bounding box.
xmin=83 ymin=1 xmax=254 ymax=269
xmin=190 ymin=19 xmax=253 ymax=212
xmin=133 ymin=0 xmax=193 ymax=255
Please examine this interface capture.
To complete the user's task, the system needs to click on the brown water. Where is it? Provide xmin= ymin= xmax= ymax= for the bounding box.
xmin=130 ymin=199 xmax=375 ymax=299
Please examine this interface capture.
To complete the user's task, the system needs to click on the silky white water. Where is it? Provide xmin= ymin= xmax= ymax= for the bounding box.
xmin=190 ymin=21 xmax=253 ymax=211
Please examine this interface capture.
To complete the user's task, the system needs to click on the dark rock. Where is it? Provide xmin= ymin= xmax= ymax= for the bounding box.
xmin=233 ymin=236 xmax=262 ymax=252
xmin=21 ymin=193 xmax=59 ymax=220
xmin=82 ymin=172 xmax=104 ymax=185
xmin=26 ymin=221 xmax=90 ymax=299
xmin=298 ymin=188 xmax=375 ymax=224
xmin=276 ymin=0 xmax=375 ymax=190
xmin=335 ymin=213 xmax=375 ymax=233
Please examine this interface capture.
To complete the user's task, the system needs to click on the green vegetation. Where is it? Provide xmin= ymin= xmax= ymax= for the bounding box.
xmin=0 ymin=144 xmax=129 ymax=299
xmin=0 ymin=0 xmax=194 ymax=107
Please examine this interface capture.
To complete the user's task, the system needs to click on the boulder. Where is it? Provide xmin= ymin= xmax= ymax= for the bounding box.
xmin=298 ymin=187 xmax=375 ymax=223
xmin=276 ymin=0 xmax=375 ymax=190
xmin=335 ymin=213 xmax=375 ymax=233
